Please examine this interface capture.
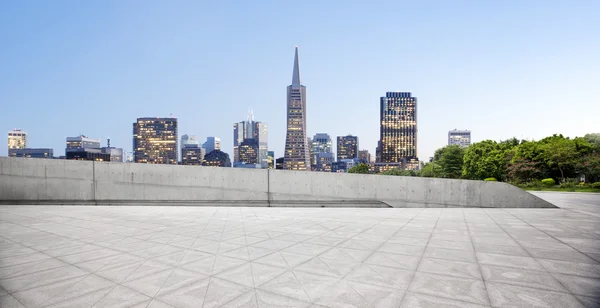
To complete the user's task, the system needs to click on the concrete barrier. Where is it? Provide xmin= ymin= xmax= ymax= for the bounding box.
xmin=0 ymin=157 xmax=556 ymax=208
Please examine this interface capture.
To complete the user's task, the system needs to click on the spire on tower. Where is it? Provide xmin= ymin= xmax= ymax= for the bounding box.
xmin=292 ymin=46 xmax=301 ymax=85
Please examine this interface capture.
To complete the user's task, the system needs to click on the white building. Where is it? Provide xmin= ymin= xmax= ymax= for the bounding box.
xmin=7 ymin=129 xmax=27 ymax=152
xmin=448 ymin=129 xmax=471 ymax=147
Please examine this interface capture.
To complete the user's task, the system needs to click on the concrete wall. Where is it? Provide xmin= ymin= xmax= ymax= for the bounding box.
xmin=0 ymin=157 xmax=555 ymax=208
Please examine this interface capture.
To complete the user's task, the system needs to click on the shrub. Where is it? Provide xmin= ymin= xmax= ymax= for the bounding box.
xmin=559 ymin=179 xmax=576 ymax=191
xmin=591 ymin=182 xmax=600 ymax=189
xmin=484 ymin=177 xmax=497 ymax=181
xmin=541 ymin=178 xmax=555 ymax=187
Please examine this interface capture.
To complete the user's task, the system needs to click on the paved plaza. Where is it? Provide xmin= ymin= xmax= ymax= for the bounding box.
xmin=0 ymin=192 xmax=599 ymax=308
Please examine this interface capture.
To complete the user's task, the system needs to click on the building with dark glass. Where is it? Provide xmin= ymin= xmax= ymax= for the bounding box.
xmin=267 ymin=151 xmax=275 ymax=169
xmin=180 ymin=134 xmax=205 ymax=165
xmin=315 ymin=152 xmax=334 ymax=172
xmin=358 ymin=150 xmax=371 ymax=164
xmin=133 ymin=117 xmax=178 ymax=164
xmin=283 ymin=47 xmax=310 ymax=170
xmin=9 ymin=148 xmax=53 ymax=159
xmin=202 ymin=150 xmax=231 ymax=167
xmin=310 ymin=133 xmax=332 ymax=169
xmin=376 ymin=92 xmax=418 ymax=165
xmin=275 ymin=157 xmax=284 ymax=170
xmin=233 ymin=110 xmax=268 ymax=168
xmin=337 ymin=135 xmax=359 ymax=161
xmin=238 ymin=138 xmax=259 ymax=165
xmin=65 ymin=135 xmax=110 ymax=161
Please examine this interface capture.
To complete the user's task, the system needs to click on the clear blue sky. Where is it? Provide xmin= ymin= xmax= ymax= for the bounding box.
xmin=1 ymin=1 xmax=599 ymax=160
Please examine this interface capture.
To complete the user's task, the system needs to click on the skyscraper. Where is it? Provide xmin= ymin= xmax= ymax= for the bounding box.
xmin=377 ymin=92 xmax=418 ymax=166
xmin=448 ymin=129 xmax=472 ymax=147
xmin=133 ymin=117 xmax=178 ymax=164
xmin=181 ymin=134 xmax=205 ymax=165
xmin=283 ymin=47 xmax=310 ymax=171
xmin=337 ymin=135 xmax=359 ymax=161
xmin=233 ymin=110 xmax=268 ymax=168
xmin=65 ymin=135 xmax=110 ymax=161
xmin=202 ymin=150 xmax=231 ymax=167
xmin=7 ymin=129 xmax=27 ymax=152
xmin=358 ymin=150 xmax=371 ymax=164
xmin=310 ymin=133 xmax=332 ymax=168
xmin=203 ymin=137 xmax=221 ymax=154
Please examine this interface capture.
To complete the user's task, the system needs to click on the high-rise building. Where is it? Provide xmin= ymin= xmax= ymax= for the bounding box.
xmin=267 ymin=151 xmax=275 ymax=169
xmin=7 ymin=129 xmax=27 ymax=152
xmin=181 ymin=134 xmax=205 ymax=165
xmin=65 ymin=135 xmax=110 ymax=161
xmin=101 ymin=139 xmax=124 ymax=162
xmin=283 ymin=47 xmax=310 ymax=170
xmin=9 ymin=148 xmax=53 ymax=159
xmin=238 ymin=138 xmax=259 ymax=165
xmin=448 ymin=129 xmax=471 ymax=147
xmin=337 ymin=135 xmax=359 ymax=161
xmin=310 ymin=133 xmax=332 ymax=168
xmin=275 ymin=157 xmax=284 ymax=170
xmin=358 ymin=150 xmax=371 ymax=164
xmin=202 ymin=150 xmax=231 ymax=167
xmin=233 ymin=110 xmax=268 ymax=168
xmin=203 ymin=137 xmax=221 ymax=154
xmin=133 ymin=117 xmax=178 ymax=164
xmin=315 ymin=152 xmax=334 ymax=172
xmin=376 ymin=92 xmax=418 ymax=165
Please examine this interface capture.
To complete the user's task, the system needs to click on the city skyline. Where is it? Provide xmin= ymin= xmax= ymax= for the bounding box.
xmin=1 ymin=2 xmax=599 ymax=160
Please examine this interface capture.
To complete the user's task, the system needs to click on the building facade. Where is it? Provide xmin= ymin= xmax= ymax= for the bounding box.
xmin=358 ymin=150 xmax=371 ymax=164
xmin=310 ymin=133 xmax=332 ymax=168
xmin=233 ymin=110 xmax=268 ymax=168
xmin=448 ymin=129 xmax=471 ymax=147
xmin=64 ymin=135 xmax=110 ymax=161
xmin=238 ymin=138 xmax=259 ymax=165
xmin=275 ymin=157 xmax=284 ymax=170
xmin=9 ymin=148 xmax=53 ymax=158
xmin=180 ymin=134 xmax=205 ymax=165
xmin=133 ymin=117 xmax=178 ymax=164
xmin=203 ymin=137 xmax=221 ymax=154
xmin=283 ymin=47 xmax=310 ymax=170
xmin=315 ymin=152 xmax=335 ymax=172
xmin=376 ymin=92 xmax=418 ymax=165
xmin=7 ymin=129 xmax=27 ymax=153
xmin=267 ymin=151 xmax=275 ymax=169
xmin=202 ymin=150 xmax=231 ymax=167
xmin=337 ymin=135 xmax=359 ymax=161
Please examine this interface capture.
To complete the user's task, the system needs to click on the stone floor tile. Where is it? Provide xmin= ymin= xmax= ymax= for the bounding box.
xmin=256 ymin=289 xmax=313 ymax=307
xmin=91 ymin=285 xmax=150 ymax=308
xmin=348 ymin=281 xmax=406 ymax=307
xmin=42 ymin=274 xmax=116 ymax=307
xmin=486 ymin=281 xmax=584 ymax=308
xmin=481 ymin=264 xmax=567 ymax=292
xmin=202 ymin=277 xmax=252 ymax=308
xmin=418 ymin=257 xmax=482 ymax=279
xmin=472 ymin=242 xmax=530 ymax=257
xmin=257 ymin=270 xmax=312 ymax=302
xmin=400 ymin=292 xmax=491 ymax=308
xmin=424 ymin=247 xmax=478 ymax=263
xmin=378 ymin=242 xmax=426 ymax=256
xmin=408 ymin=272 xmax=489 ymax=305
xmin=575 ymin=295 xmax=600 ymax=308
xmin=345 ymin=264 xmax=413 ymax=289
xmin=11 ymin=275 xmax=85 ymax=308
xmin=1 ymin=264 xmax=88 ymax=294
xmin=155 ymin=276 xmax=211 ymax=308
xmin=476 ymin=252 xmax=545 ymax=271
xmin=552 ymin=274 xmax=600 ymax=297
xmin=538 ymin=259 xmax=600 ymax=278
xmin=428 ymin=239 xmax=474 ymax=251
xmin=0 ymin=294 xmax=26 ymax=308
xmin=146 ymin=299 xmax=176 ymax=308
xmin=44 ymin=287 xmax=114 ymax=308
xmin=364 ymin=251 xmax=421 ymax=270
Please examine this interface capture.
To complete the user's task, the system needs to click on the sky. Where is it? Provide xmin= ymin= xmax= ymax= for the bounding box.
xmin=1 ymin=1 xmax=599 ymax=160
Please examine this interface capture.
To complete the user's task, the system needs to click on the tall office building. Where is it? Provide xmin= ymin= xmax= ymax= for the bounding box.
xmin=448 ymin=129 xmax=471 ymax=147
xmin=233 ymin=110 xmax=268 ymax=168
xmin=337 ymin=135 xmax=359 ymax=161
xmin=65 ymin=135 xmax=110 ymax=161
xmin=315 ymin=152 xmax=335 ymax=172
xmin=203 ymin=137 xmax=221 ymax=154
xmin=358 ymin=150 xmax=371 ymax=164
xmin=267 ymin=151 xmax=275 ymax=169
xmin=181 ymin=134 xmax=205 ymax=165
xmin=133 ymin=117 xmax=178 ymax=164
xmin=238 ymin=139 xmax=259 ymax=165
xmin=283 ymin=47 xmax=310 ymax=170
xmin=101 ymin=139 xmax=124 ymax=162
xmin=8 ymin=129 xmax=27 ymax=152
xmin=310 ymin=133 xmax=332 ymax=167
xmin=376 ymin=92 xmax=418 ymax=166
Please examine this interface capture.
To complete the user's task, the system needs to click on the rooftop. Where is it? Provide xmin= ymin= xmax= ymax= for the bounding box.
xmin=0 ymin=192 xmax=598 ymax=308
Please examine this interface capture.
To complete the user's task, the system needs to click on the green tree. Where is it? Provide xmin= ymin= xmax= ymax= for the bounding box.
xmin=348 ymin=163 xmax=369 ymax=174
xmin=541 ymin=138 xmax=577 ymax=182
xmin=462 ymin=140 xmax=515 ymax=181
xmin=436 ymin=145 xmax=465 ymax=178
xmin=583 ymin=133 xmax=600 ymax=147
xmin=420 ymin=162 xmax=443 ymax=177
xmin=576 ymin=151 xmax=600 ymax=183
xmin=381 ymin=168 xmax=417 ymax=176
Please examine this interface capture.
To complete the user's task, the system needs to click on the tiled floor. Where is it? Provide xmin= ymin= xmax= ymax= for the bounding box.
xmin=0 ymin=192 xmax=599 ymax=308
